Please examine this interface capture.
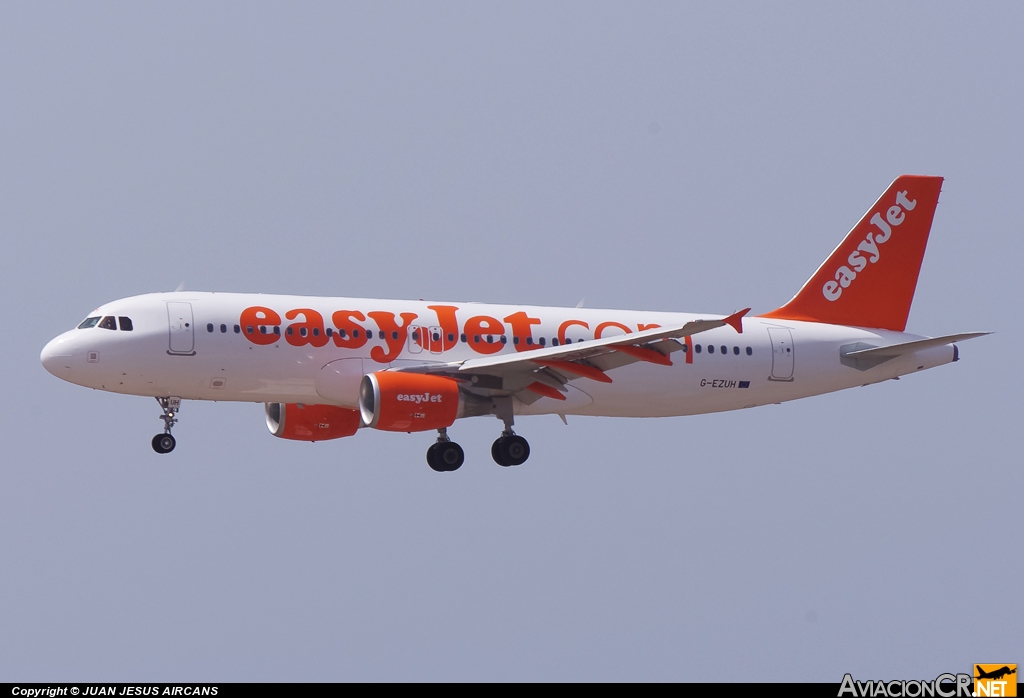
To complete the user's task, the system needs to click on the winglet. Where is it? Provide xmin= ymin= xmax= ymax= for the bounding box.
xmin=723 ymin=308 xmax=750 ymax=334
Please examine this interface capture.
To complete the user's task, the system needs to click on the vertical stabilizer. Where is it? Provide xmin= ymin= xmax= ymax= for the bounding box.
xmin=761 ymin=175 xmax=943 ymax=331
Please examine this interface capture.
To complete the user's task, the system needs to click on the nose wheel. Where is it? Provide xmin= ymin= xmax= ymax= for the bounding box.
xmin=152 ymin=397 xmax=180 ymax=454
xmin=426 ymin=428 xmax=464 ymax=472
xmin=152 ymin=433 xmax=176 ymax=454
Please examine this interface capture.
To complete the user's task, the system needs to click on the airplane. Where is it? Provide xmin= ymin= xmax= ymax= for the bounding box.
xmin=40 ymin=175 xmax=988 ymax=471
xmin=975 ymin=666 xmax=1016 ymax=681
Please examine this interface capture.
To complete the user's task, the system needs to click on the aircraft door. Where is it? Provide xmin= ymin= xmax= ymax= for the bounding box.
xmin=408 ymin=326 xmax=424 ymax=354
xmin=428 ymin=326 xmax=443 ymax=354
xmin=167 ymin=302 xmax=195 ymax=355
xmin=768 ymin=327 xmax=794 ymax=381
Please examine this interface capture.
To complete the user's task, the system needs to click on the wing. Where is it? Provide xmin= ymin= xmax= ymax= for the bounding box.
xmin=390 ymin=309 xmax=750 ymax=404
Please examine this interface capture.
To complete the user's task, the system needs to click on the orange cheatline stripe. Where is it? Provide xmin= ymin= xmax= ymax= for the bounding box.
xmin=684 ymin=335 xmax=693 ymax=364
xmin=534 ymin=359 xmax=613 ymax=383
xmin=525 ymin=382 xmax=567 ymax=400
xmin=612 ymin=344 xmax=672 ymax=366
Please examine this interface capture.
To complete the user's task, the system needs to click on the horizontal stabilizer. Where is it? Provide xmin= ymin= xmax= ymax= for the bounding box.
xmin=840 ymin=332 xmax=990 ymax=370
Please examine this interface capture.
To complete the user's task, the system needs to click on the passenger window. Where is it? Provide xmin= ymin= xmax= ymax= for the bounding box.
xmin=500 ymin=336 xmax=507 ymax=344
xmin=351 ymin=329 xmax=359 ymax=338
xmin=526 ymin=337 xmax=533 ymax=345
xmin=513 ymin=336 xmax=520 ymax=345
xmin=119 ymin=317 xmax=134 ymax=331
xmin=447 ymin=333 xmax=455 ymax=342
xmin=721 ymin=345 xmax=727 ymax=355
xmin=474 ymin=335 xmax=480 ymax=343
xmin=379 ymin=331 xmax=386 ymax=340
xmin=733 ymin=346 xmax=739 ymax=355
xmin=313 ymin=328 xmax=320 ymax=336
xmin=695 ymin=344 xmax=702 ymax=353
xmin=77 ymin=317 xmax=101 ymax=329
xmin=708 ymin=344 xmax=714 ymax=354
xmin=247 ymin=326 xmax=254 ymax=334
xmin=220 ymin=324 xmax=227 ymax=333
xmin=681 ymin=344 xmax=688 ymax=352
xmin=287 ymin=327 xmax=293 ymax=336
xmin=234 ymin=325 xmax=240 ymax=334
xmin=99 ymin=316 xmax=117 ymax=330
xmin=565 ymin=338 xmax=572 ymax=344
xmin=325 ymin=328 xmax=333 ymax=337
xmin=539 ymin=337 xmax=546 ymax=347
xmin=460 ymin=333 xmax=467 ymax=343
xmin=207 ymin=323 xmax=214 ymax=333
xmin=552 ymin=338 xmax=559 ymax=346
xmin=300 ymin=328 xmax=307 ymax=337
xmin=274 ymin=326 xmax=280 ymax=335
xmin=392 ymin=331 xmax=399 ymax=340
xmin=746 ymin=346 xmax=752 ymax=356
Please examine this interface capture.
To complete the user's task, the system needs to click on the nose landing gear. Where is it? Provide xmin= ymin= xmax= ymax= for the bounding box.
xmin=152 ymin=397 xmax=180 ymax=454
xmin=426 ymin=427 xmax=465 ymax=472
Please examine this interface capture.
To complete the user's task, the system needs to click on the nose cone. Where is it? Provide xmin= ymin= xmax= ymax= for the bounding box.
xmin=41 ymin=333 xmax=75 ymax=378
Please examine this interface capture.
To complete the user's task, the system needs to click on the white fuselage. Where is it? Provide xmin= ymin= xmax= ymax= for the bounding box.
xmin=40 ymin=292 xmax=955 ymax=419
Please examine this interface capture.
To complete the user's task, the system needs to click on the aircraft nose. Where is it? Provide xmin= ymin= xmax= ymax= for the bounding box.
xmin=41 ymin=334 xmax=75 ymax=377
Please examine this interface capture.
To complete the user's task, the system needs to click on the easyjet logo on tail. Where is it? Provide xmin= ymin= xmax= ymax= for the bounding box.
xmin=822 ymin=190 xmax=917 ymax=302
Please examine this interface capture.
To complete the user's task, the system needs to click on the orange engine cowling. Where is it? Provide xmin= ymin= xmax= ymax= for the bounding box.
xmin=359 ymin=372 xmax=462 ymax=432
xmin=265 ymin=403 xmax=362 ymax=441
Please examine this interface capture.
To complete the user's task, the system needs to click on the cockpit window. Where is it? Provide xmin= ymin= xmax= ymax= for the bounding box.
xmin=118 ymin=317 xmax=133 ymax=331
xmin=98 ymin=316 xmax=117 ymax=330
xmin=77 ymin=317 xmax=101 ymax=329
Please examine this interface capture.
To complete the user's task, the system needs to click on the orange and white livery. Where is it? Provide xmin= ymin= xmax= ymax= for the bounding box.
xmin=40 ymin=176 xmax=988 ymax=471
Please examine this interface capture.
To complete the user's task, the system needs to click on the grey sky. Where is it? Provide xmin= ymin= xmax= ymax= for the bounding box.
xmin=1 ymin=2 xmax=1020 ymax=681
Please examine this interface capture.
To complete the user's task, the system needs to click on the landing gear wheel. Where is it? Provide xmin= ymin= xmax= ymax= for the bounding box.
xmin=426 ymin=443 xmax=443 ymax=472
xmin=492 ymin=434 xmax=530 ymax=467
xmin=152 ymin=433 xmax=176 ymax=454
xmin=153 ymin=397 xmax=180 ymax=454
xmin=439 ymin=442 xmax=464 ymax=471
xmin=427 ymin=441 xmax=465 ymax=472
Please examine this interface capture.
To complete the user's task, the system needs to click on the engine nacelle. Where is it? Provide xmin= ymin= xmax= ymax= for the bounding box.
xmin=359 ymin=372 xmax=463 ymax=432
xmin=265 ymin=402 xmax=361 ymax=441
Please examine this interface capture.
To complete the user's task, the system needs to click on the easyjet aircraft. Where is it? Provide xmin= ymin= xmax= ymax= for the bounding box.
xmin=41 ymin=175 xmax=987 ymax=471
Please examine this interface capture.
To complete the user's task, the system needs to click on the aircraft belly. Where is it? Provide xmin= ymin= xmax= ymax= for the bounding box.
xmin=517 ymin=359 xmax=769 ymax=418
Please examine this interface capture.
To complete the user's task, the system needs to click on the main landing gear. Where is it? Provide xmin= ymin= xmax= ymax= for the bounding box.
xmin=426 ymin=428 xmax=465 ymax=472
xmin=490 ymin=398 xmax=530 ymax=467
xmin=152 ymin=397 xmax=180 ymax=454
xmin=491 ymin=431 xmax=530 ymax=467
xmin=424 ymin=428 xmax=531 ymax=472
xmin=424 ymin=398 xmax=530 ymax=472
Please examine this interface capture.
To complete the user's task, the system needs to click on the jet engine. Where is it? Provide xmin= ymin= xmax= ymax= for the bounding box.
xmin=265 ymin=402 xmax=362 ymax=441
xmin=359 ymin=372 xmax=463 ymax=432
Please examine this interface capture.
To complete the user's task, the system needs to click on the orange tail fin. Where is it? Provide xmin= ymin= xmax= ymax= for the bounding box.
xmin=761 ymin=175 xmax=943 ymax=332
